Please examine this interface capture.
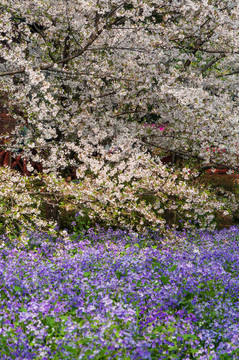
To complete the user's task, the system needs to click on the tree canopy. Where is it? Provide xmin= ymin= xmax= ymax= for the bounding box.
xmin=0 ymin=0 xmax=238 ymax=233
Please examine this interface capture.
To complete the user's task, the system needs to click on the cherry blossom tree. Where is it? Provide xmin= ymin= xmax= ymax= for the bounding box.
xmin=0 ymin=0 xmax=238 ymax=233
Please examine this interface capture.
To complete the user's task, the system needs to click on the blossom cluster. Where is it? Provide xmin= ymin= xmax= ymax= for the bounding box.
xmin=0 ymin=226 xmax=238 ymax=359
xmin=0 ymin=163 xmax=237 ymax=236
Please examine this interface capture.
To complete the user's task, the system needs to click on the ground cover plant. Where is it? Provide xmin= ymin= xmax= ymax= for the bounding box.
xmin=0 ymin=225 xmax=238 ymax=359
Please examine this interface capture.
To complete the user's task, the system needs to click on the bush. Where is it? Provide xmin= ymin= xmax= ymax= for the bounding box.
xmin=0 ymin=162 xmax=238 ymax=238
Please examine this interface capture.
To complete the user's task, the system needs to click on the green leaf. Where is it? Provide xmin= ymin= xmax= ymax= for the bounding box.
xmin=167 ymin=325 xmax=176 ymax=333
xmin=14 ymin=285 xmax=22 ymax=292
xmin=19 ymin=307 xmax=27 ymax=312
xmin=64 ymin=345 xmax=77 ymax=354
xmin=169 ymin=265 xmax=177 ymax=272
xmin=83 ymin=271 xmax=91 ymax=277
xmin=153 ymin=325 xmax=163 ymax=332
xmin=111 ymin=330 xmax=118 ymax=338
xmin=152 ymin=260 xmax=161 ymax=268
xmin=84 ymin=349 xmax=94 ymax=356
xmin=168 ymin=346 xmax=178 ymax=351
xmin=59 ymin=315 xmax=68 ymax=321
xmin=46 ymin=316 xmax=55 ymax=326
xmin=136 ymin=280 xmax=141 ymax=287
xmin=182 ymin=334 xmax=198 ymax=340
xmin=160 ymin=275 xmax=169 ymax=285
xmin=190 ymin=348 xmax=199 ymax=354
xmin=116 ymin=270 xmax=122 ymax=279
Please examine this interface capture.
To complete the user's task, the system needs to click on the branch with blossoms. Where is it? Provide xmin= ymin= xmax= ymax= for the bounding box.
xmin=141 ymin=137 xmax=239 ymax=178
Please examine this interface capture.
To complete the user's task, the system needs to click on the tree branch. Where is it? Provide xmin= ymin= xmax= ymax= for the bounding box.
xmin=216 ymin=69 xmax=239 ymax=77
xmin=0 ymin=28 xmax=104 ymax=76
xmin=0 ymin=68 xmax=25 ymax=76
xmin=201 ymin=55 xmax=225 ymax=73
xmin=141 ymin=137 xmax=239 ymax=177
xmin=173 ymin=45 xmax=238 ymax=55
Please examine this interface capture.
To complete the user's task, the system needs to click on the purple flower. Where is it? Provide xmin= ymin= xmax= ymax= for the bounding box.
xmin=0 ymin=226 xmax=238 ymax=359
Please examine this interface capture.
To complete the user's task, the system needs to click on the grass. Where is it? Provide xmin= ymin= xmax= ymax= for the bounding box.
xmin=0 ymin=226 xmax=238 ymax=359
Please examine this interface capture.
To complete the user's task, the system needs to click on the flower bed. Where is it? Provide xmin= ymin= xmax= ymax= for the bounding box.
xmin=0 ymin=226 xmax=238 ymax=359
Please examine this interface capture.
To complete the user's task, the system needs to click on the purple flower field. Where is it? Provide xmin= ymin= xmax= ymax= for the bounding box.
xmin=0 ymin=226 xmax=238 ymax=359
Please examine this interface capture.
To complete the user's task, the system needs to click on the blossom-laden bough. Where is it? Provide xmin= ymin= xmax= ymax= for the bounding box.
xmin=0 ymin=162 xmax=236 ymax=237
